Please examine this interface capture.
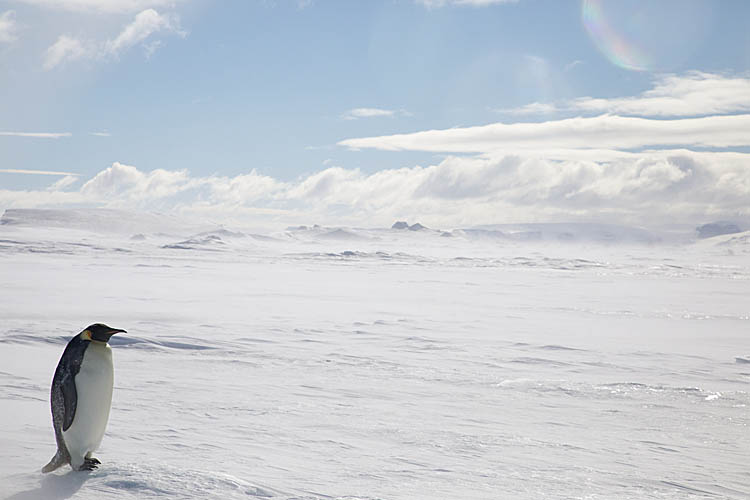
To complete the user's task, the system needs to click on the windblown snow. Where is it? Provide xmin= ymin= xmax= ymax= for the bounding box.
xmin=0 ymin=209 xmax=748 ymax=500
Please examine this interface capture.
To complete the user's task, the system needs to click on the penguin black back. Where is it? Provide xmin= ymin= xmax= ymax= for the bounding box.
xmin=52 ymin=334 xmax=88 ymax=431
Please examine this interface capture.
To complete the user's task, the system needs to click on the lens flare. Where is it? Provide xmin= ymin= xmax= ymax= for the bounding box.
xmin=582 ymin=0 xmax=714 ymax=72
xmin=582 ymin=0 xmax=651 ymax=71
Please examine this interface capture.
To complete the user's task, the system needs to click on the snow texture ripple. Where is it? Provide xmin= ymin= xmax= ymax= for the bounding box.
xmin=0 ymin=210 xmax=748 ymax=499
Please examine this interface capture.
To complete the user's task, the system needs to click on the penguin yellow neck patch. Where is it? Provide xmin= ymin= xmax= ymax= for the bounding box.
xmin=81 ymin=330 xmax=92 ymax=341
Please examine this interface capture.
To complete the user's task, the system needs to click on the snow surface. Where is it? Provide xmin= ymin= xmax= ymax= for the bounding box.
xmin=0 ymin=210 xmax=748 ymax=499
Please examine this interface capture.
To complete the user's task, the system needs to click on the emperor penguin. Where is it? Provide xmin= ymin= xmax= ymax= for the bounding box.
xmin=42 ymin=323 xmax=126 ymax=473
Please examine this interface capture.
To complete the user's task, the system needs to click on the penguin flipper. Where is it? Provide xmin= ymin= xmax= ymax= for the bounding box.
xmin=61 ymin=371 xmax=77 ymax=432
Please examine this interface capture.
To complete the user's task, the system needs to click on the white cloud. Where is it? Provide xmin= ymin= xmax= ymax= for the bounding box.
xmin=143 ymin=39 xmax=162 ymax=58
xmin=564 ymin=60 xmax=583 ymax=72
xmin=48 ymin=175 xmax=79 ymax=190
xmin=11 ymin=0 xmax=180 ymax=14
xmin=507 ymin=72 xmax=750 ymax=117
xmin=43 ymin=8 xmax=183 ymax=69
xmin=501 ymin=102 xmax=558 ymax=115
xmin=80 ymin=161 xmax=193 ymax=201
xmin=0 ymin=131 xmax=71 ymax=138
xmin=43 ymin=35 xmax=93 ymax=69
xmin=339 ymin=114 xmax=750 ymax=154
xmin=0 ymin=10 xmax=19 ymax=43
xmin=342 ymin=108 xmax=402 ymax=120
xmin=104 ymin=8 xmax=181 ymax=56
xmin=0 ymin=168 xmax=78 ymax=175
xmin=417 ymin=0 xmax=519 ymax=7
xmin=90 ymin=131 xmax=111 ymax=137
xmin=2 ymin=151 xmax=749 ymax=228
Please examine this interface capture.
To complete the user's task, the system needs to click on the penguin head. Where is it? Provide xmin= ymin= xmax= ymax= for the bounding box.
xmin=81 ymin=323 xmax=126 ymax=343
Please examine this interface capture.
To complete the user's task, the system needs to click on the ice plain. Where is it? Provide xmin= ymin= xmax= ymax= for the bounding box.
xmin=0 ymin=209 xmax=748 ymax=500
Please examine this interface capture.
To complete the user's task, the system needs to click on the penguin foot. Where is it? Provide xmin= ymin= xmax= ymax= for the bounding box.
xmin=78 ymin=458 xmax=100 ymax=471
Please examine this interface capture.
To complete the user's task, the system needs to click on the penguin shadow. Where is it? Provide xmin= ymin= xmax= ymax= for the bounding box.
xmin=4 ymin=472 xmax=90 ymax=500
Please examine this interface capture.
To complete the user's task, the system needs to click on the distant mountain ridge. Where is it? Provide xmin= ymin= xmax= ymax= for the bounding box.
xmin=4 ymin=208 xmax=740 ymax=246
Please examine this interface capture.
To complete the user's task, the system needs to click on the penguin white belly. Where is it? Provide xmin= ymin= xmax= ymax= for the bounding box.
xmin=62 ymin=342 xmax=114 ymax=468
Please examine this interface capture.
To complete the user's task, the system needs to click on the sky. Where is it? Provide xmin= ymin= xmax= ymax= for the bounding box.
xmin=1 ymin=0 xmax=749 ymax=229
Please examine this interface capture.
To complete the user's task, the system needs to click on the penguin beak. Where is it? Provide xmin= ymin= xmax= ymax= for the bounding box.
xmin=106 ymin=328 xmax=126 ymax=340
xmin=100 ymin=327 xmax=126 ymax=342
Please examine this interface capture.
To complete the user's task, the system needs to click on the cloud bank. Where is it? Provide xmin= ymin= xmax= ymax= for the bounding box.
xmin=507 ymin=72 xmax=750 ymax=117
xmin=2 ymin=152 xmax=749 ymax=228
xmin=339 ymin=114 xmax=750 ymax=154
xmin=340 ymin=73 xmax=750 ymax=160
